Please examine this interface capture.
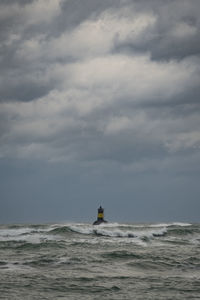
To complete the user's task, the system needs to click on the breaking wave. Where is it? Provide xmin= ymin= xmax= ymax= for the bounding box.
xmin=62 ymin=223 xmax=168 ymax=240
xmin=0 ymin=222 xmax=195 ymax=247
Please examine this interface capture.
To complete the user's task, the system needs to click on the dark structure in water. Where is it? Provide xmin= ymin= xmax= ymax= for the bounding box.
xmin=93 ymin=206 xmax=108 ymax=225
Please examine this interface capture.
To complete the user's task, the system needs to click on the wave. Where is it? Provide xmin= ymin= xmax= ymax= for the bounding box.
xmin=102 ymin=250 xmax=143 ymax=259
xmin=168 ymin=222 xmax=192 ymax=227
xmin=0 ymin=228 xmax=58 ymax=244
xmin=65 ymin=224 xmax=168 ymax=240
xmin=49 ymin=226 xmax=75 ymax=234
xmin=142 ymin=222 xmax=192 ymax=228
xmin=167 ymin=226 xmax=198 ymax=236
xmin=0 ymin=222 xmax=195 ymax=245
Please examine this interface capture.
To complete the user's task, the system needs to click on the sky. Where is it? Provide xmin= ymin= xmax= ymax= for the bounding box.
xmin=0 ymin=0 xmax=200 ymax=224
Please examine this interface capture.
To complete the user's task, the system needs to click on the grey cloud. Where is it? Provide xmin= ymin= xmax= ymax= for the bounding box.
xmin=0 ymin=0 xmax=200 ymax=222
xmin=112 ymin=0 xmax=200 ymax=61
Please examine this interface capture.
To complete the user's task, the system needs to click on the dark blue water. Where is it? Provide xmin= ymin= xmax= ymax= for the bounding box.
xmin=0 ymin=222 xmax=200 ymax=299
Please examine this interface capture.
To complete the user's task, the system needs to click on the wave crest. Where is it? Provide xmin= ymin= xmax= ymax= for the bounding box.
xmin=65 ymin=224 xmax=168 ymax=239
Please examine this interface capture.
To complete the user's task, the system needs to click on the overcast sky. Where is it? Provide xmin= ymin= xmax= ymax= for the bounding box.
xmin=0 ymin=0 xmax=200 ymax=223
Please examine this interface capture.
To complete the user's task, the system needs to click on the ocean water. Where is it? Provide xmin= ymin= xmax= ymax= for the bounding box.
xmin=0 ymin=222 xmax=200 ymax=299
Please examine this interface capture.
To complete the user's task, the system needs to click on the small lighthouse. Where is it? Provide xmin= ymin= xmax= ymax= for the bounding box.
xmin=93 ymin=206 xmax=108 ymax=225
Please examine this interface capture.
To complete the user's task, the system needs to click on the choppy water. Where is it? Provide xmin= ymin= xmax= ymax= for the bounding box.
xmin=0 ymin=222 xmax=200 ymax=299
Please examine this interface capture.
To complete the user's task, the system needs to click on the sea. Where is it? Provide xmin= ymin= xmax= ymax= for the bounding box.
xmin=0 ymin=222 xmax=200 ymax=300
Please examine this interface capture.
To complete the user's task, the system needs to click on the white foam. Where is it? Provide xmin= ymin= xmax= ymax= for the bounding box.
xmin=69 ymin=225 xmax=94 ymax=235
xmin=0 ymin=229 xmax=58 ymax=243
xmin=97 ymin=222 xmax=122 ymax=227
xmin=67 ymin=224 xmax=168 ymax=241
xmin=94 ymin=227 xmax=135 ymax=238
xmin=0 ymin=227 xmax=34 ymax=238
xmin=169 ymin=222 xmax=192 ymax=227
xmin=138 ymin=227 xmax=168 ymax=239
xmin=133 ymin=223 xmax=192 ymax=228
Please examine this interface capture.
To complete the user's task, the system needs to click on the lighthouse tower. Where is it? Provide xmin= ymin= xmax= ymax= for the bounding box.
xmin=93 ymin=206 xmax=108 ymax=225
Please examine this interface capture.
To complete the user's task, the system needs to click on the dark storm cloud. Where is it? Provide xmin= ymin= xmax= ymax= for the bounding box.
xmin=111 ymin=0 xmax=200 ymax=61
xmin=152 ymin=0 xmax=200 ymax=60
xmin=0 ymin=0 xmax=122 ymax=102
xmin=0 ymin=0 xmax=200 ymax=222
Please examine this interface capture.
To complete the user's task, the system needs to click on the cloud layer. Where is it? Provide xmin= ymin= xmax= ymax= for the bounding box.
xmin=0 ymin=0 xmax=200 ymax=222
xmin=1 ymin=0 xmax=200 ymax=166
